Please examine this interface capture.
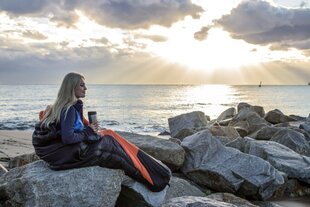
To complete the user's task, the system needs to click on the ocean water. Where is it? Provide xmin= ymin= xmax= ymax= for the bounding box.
xmin=0 ymin=84 xmax=309 ymax=135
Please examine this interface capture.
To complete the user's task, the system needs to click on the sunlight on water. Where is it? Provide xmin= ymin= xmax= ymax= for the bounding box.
xmin=183 ymin=85 xmax=237 ymax=118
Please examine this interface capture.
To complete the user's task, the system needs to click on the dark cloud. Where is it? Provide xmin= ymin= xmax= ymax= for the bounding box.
xmin=214 ymin=0 xmax=310 ymax=50
xmin=0 ymin=0 xmax=203 ymax=29
xmin=79 ymin=0 xmax=203 ymax=29
xmin=0 ymin=0 xmax=51 ymax=15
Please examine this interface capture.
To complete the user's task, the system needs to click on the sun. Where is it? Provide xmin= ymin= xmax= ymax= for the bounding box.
xmin=147 ymin=27 xmax=264 ymax=72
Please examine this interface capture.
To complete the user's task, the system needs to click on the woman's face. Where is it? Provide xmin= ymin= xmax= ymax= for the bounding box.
xmin=75 ymin=78 xmax=87 ymax=98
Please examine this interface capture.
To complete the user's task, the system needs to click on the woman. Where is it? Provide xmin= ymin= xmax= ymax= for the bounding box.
xmin=32 ymin=72 xmax=171 ymax=192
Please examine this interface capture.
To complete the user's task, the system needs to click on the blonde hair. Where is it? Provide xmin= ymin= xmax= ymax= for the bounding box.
xmin=41 ymin=72 xmax=84 ymax=126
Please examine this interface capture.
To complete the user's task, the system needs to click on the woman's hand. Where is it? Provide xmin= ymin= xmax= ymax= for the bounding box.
xmin=89 ymin=121 xmax=99 ymax=133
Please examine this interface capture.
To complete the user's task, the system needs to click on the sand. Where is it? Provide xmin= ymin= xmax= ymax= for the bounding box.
xmin=0 ymin=130 xmax=34 ymax=168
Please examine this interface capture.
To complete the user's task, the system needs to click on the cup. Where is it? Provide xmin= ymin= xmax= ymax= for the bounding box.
xmin=88 ymin=111 xmax=97 ymax=124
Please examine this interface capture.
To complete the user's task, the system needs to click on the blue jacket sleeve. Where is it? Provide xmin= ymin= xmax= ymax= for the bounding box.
xmin=60 ymin=106 xmax=94 ymax=144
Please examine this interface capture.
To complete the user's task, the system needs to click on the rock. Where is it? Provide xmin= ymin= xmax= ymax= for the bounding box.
xmin=0 ymin=160 xmax=124 ymax=207
xmin=270 ymin=129 xmax=310 ymax=156
xmin=8 ymin=152 xmax=39 ymax=169
xmin=229 ymin=108 xmax=269 ymax=136
xmin=252 ymin=201 xmax=283 ymax=207
xmin=281 ymin=179 xmax=310 ymax=198
xmin=0 ymin=163 xmax=8 ymax=176
xmin=250 ymin=126 xmax=285 ymax=140
xmin=162 ymin=196 xmax=238 ymax=207
xmin=264 ymin=109 xmax=295 ymax=124
xmin=181 ymin=130 xmax=284 ymax=200
xmin=207 ymin=193 xmax=258 ymax=207
xmin=217 ymin=107 xmax=236 ymax=121
xmin=168 ymin=111 xmax=208 ymax=139
xmin=158 ymin=130 xmax=170 ymax=136
xmin=289 ymin=115 xmax=306 ymax=121
xmin=227 ymin=137 xmax=310 ymax=184
xmin=164 ymin=176 xmax=205 ymax=201
xmin=237 ymin=103 xmax=265 ymax=117
xmin=218 ymin=118 xmax=233 ymax=126
xmin=234 ymin=126 xmax=249 ymax=137
xmin=117 ymin=131 xmax=185 ymax=170
xmin=116 ymin=176 xmax=168 ymax=207
xmin=207 ymin=126 xmax=240 ymax=144
xmin=237 ymin=103 xmax=251 ymax=112
xmin=299 ymin=123 xmax=310 ymax=134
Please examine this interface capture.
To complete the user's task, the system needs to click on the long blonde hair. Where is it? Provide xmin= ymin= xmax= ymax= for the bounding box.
xmin=41 ymin=72 xmax=84 ymax=126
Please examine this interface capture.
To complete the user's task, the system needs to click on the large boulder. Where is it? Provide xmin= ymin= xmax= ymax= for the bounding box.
xmin=217 ymin=107 xmax=236 ymax=121
xmin=237 ymin=103 xmax=265 ymax=117
xmin=162 ymin=196 xmax=238 ymax=207
xmin=116 ymin=176 xmax=205 ymax=207
xmin=181 ymin=130 xmax=284 ymax=200
xmin=117 ymin=131 xmax=185 ymax=170
xmin=250 ymin=126 xmax=285 ymax=140
xmin=227 ymin=137 xmax=310 ymax=184
xmin=206 ymin=126 xmax=240 ymax=144
xmin=270 ymin=129 xmax=310 ymax=156
xmin=116 ymin=176 xmax=169 ymax=207
xmin=0 ymin=160 xmax=124 ymax=207
xmin=264 ymin=109 xmax=295 ymax=124
xmin=168 ymin=111 xmax=208 ymax=139
xmin=164 ymin=176 xmax=205 ymax=201
xmin=229 ymin=108 xmax=270 ymax=136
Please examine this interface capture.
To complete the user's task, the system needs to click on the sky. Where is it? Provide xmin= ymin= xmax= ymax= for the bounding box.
xmin=0 ymin=0 xmax=310 ymax=85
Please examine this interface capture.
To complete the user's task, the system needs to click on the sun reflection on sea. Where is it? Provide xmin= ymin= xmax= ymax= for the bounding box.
xmin=182 ymin=84 xmax=238 ymax=119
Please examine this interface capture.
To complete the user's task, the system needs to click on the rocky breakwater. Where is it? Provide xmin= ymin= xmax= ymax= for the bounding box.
xmin=1 ymin=102 xmax=310 ymax=207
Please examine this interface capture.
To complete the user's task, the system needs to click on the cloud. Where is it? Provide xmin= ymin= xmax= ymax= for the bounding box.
xmin=214 ymin=0 xmax=310 ymax=50
xmin=0 ymin=0 xmax=51 ymax=15
xmin=22 ymin=30 xmax=47 ymax=40
xmin=0 ymin=0 xmax=203 ymax=29
xmin=134 ymin=34 xmax=168 ymax=42
xmin=194 ymin=26 xmax=212 ymax=41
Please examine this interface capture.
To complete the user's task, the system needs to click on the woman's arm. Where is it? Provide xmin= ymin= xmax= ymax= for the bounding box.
xmin=60 ymin=106 xmax=94 ymax=144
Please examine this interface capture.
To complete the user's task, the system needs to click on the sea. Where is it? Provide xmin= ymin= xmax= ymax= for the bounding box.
xmin=0 ymin=84 xmax=309 ymax=136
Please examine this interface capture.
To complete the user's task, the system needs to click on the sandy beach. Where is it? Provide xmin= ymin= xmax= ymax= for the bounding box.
xmin=0 ymin=130 xmax=34 ymax=168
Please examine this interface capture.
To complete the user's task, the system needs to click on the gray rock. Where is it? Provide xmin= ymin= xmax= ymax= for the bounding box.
xmin=252 ymin=201 xmax=283 ymax=207
xmin=227 ymin=137 xmax=310 ymax=184
xmin=237 ymin=102 xmax=252 ymax=112
xmin=0 ymin=160 xmax=124 ymax=207
xmin=164 ymin=176 xmax=205 ymax=201
xmin=270 ymin=129 xmax=310 ymax=156
xmin=229 ymin=108 xmax=269 ymax=136
xmin=162 ymin=196 xmax=238 ymax=207
xmin=181 ymin=130 xmax=284 ymax=200
xmin=168 ymin=111 xmax=208 ymax=139
xmin=300 ymin=123 xmax=310 ymax=134
xmin=265 ymin=109 xmax=295 ymax=124
xmin=217 ymin=107 xmax=236 ymax=121
xmin=206 ymin=126 xmax=240 ymax=144
xmin=0 ymin=163 xmax=8 ymax=176
xmin=117 ymin=131 xmax=185 ymax=170
xmin=117 ymin=176 xmax=168 ymax=207
xmin=250 ymin=126 xmax=285 ymax=140
xmin=207 ymin=193 xmax=258 ymax=207
xmin=9 ymin=152 xmax=39 ymax=169
xmin=237 ymin=103 xmax=265 ymax=117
